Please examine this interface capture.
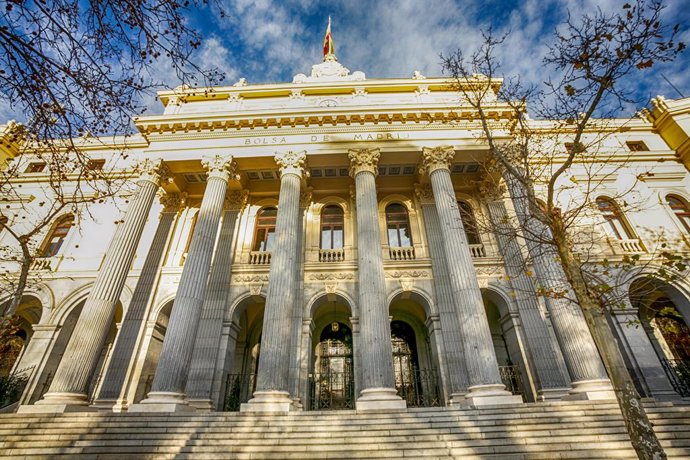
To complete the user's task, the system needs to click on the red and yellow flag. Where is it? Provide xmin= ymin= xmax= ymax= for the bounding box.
xmin=323 ymin=17 xmax=335 ymax=57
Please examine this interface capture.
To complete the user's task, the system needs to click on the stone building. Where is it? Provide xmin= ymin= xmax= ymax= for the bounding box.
xmin=2 ymin=52 xmax=690 ymax=417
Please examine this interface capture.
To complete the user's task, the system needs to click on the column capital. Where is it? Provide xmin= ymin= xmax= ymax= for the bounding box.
xmin=300 ymin=187 xmax=313 ymax=208
xmin=414 ymin=183 xmax=434 ymax=205
xmin=160 ymin=192 xmax=185 ymax=212
xmin=478 ymin=178 xmax=506 ymax=202
xmin=275 ymin=150 xmax=307 ymax=178
xmin=421 ymin=145 xmax=455 ymax=175
xmin=224 ymin=189 xmax=249 ymax=211
xmin=137 ymin=158 xmax=170 ymax=186
xmin=202 ymin=154 xmax=239 ymax=182
xmin=348 ymin=148 xmax=380 ymax=176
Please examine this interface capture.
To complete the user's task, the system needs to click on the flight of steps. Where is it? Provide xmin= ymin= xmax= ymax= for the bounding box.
xmin=0 ymin=400 xmax=689 ymax=459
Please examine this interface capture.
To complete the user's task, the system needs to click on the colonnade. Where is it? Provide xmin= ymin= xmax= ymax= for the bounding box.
xmin=24 ymin=146 xmax=614 ymax=413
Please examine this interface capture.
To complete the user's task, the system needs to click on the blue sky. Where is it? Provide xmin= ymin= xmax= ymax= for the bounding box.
xmin=169 ymin=0 xmax=689 ymax=117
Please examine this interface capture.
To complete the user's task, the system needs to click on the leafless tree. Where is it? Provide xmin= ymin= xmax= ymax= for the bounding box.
xmin=442 ymin=1 xmax=685 ymax=459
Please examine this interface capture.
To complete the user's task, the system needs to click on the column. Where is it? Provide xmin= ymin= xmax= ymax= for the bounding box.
xmin=95 ymin=193 xmax=181 ymax=409
xmin=26 ymin=159 xmax=166 ymax=412
xmin=349 ymin=148 xmax=405 ymax=411
xmin=415 ymin=184 xmax=469 ymax=403
xmin=133 ymin=154 xmax=237 ymax=411
xmin=504 ymin=173 xmax=612 ymax=399
xmin=186 ymin=190 xmax=247 ymax=410
xmin=485 ymin=195 xmax=572 ymax=399
xmin=421 ymin=146 xmax=521 ymax=406
xmin=242 ymin=151 xmax=306 ymax=412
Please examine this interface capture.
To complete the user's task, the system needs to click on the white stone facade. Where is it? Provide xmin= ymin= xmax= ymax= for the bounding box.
xmin=3 ymin=59 xmax=690 ymax=413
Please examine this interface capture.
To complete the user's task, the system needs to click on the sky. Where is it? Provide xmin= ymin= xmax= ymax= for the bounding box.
xmin=166 ymin=0 xmax=690 ymax=117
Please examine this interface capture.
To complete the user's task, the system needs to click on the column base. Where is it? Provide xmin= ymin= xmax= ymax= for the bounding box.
xmin=241 ymin=391 xmax=296 ymax=413
xmin=448 ymin=392 xmax=468 ymax=406
xmin=356 ymin=388 xmax=406 ymax=412
xmin=128 ymin=391 xmax=195 ymax=412
xmin=187 ymin=398 xmax=214 ymax=412
xmin=18 ymin=392 xmax=96 ymax=413
xmin=536 ymin=387 xmax=572 ymax=401
xmin=463 ymin=384 xmax=523 ymax=407
xmin=89 ymin=398 xmax=119 ymax=411
xmin=563 ymin=379 xmax=616 ymax=401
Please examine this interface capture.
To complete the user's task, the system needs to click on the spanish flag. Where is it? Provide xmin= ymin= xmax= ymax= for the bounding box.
xmin=323 ymin=16 xmax=335 ymax=57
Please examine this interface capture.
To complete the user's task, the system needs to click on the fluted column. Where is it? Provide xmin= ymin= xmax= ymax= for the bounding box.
xmin=421 ymin=146 xmax=521 ymax=406
xmin=30 ymin=159 xmax=166 ymax=411
xmin=134 ymin=155 xmax=237 ymax=411
xmin=95 ymin=193 xmax=181 ymax=408
xmin=416 ymin=184 xmax=469 ymax=403
xmin=186 ymin=190 xmax=248 ymax=410
xmin=485 ymin=195 xmax=571 ymax=399
xmin=242 ymin=151 xmax=306 ymax=412
xmin=504 ymin=173 xmax=612 ymax=399
xmin=349 ymin=148 xmax=405 ymax=411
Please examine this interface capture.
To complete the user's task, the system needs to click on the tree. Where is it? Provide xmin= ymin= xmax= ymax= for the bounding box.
xmin=0 ymin=1 xmax=225 ymax=315
xmin=442 ymin=1 xmax=685 ymax=459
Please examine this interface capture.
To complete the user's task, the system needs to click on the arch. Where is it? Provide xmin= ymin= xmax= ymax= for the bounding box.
xmin=306 ymin=290 xmax=358 ymax=319
xmin=39 ymin=214 xmax=74 ymax=258
xmin=387 ymin=287 xmax=435 ymax=319
xmin=134 ymin=298 xmax=174 ymax=403
xmin=595 ymin=196 xmax=635 ymax=240
xmin=319 ymin=204 xmax=345 ymax=250
xmin=0 ymin=284 xmax=54 ymax=323
xmin=51 ymin=282 xmax=132 ymax=326
xmin=665 ymin=194 xmax=690 ymax=234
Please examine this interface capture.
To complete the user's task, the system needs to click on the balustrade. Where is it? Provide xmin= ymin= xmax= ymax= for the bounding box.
xmin=610 ymin=238 xmax=645 ymax=254
xmin=249 ymin=251 xmax=272 ymax=265
xmin=469 ymin=243 xmax=487 ymax=258
xmin=319 ymin=248 xmax=345 ymax=262
xmin=30 ymin=258 xmax=53 ymax=271
xmin=389 ymin=246 xmax=415 ymax=261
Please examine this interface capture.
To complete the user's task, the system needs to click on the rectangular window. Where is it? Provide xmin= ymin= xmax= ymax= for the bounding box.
xmin=626 ymin=141 xmax=649 ymax=151
xmin=387 ymin=226 xmax=399 ymax=247
xmin=321 ymin=228 xmax=332 ymax=250
xmin=25 ymin=162 xmax=46 ymax=173
xmin=399 ymin=225 xmax=412 ymax=247
xmin=332 ymin=227 xmax=343 ymax=249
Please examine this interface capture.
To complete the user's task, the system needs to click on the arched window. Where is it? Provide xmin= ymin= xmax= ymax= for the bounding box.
xmin=596 ymin=197 xmax=634 ymax=240
xmin=40 ymin=215 xmax=74 ymax=257
xmin=666 ymin=194 xmax=690 ymax=234
xmin=458 ymin=201 xmax=481 ymax=245
xmin=252 ymin=207 xmax=277 ymax=251
xmin=320 ymin=205 xmax=344 ymax=250
xmin=385 ymin=203 xmax=412 ymax=247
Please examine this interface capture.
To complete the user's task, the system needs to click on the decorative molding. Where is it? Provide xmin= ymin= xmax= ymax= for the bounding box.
xmin=137 ymin=158 xmax=168 ymax=185
xmin=201 ymin=154 xmax=238 ymax=182
xmin=300 ymin=187 xmax=313 ymax=208
xmin=421 ymin=145 xmax=455 ymax=175
xmin=400 ymin=279 xmax=414 ymax=292
xmin=224 ymin=189 xmax=249 ymax=211
xmin=348 ymin=148 xmax=381 ymax=176
xmin=160 ymin=192 xmax=184 ymax=212
xmin=414 ymin=183 xmax=434 ymax=205
xmin=275 ymin=150 xmax=307 ymax=177
xmin=233 ymin=274 xmax=269 ymax=283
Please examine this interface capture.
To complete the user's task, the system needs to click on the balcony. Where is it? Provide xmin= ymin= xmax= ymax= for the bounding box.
xmin=389 ymin=246 xmax=415 ymax=261
xmin=469 ymin=243 xmax=487 ymax=258
xmin=30 ymin=258 xmax=53 ymax=271
xmin=609 ymin=238 xmax=646 ymax=254
xmin=249 ymin=251 xmax=271 ymax=265
xmin=319 ymin=248 xmax=345 ymax=263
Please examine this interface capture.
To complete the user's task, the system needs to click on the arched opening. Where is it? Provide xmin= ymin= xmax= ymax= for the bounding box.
xmin=222 ymin=295 xmax=265 ymax=411
xmin=320 ymin=205 xmax=344 ymax=250
xmin=666 ymin=194 xmax=690 ymax=234
xmin=135 ymin=300 xmax=172 ymax=403
xmin=596 ymin=197 xmax=635 ymax=240
xmin=630 ymin=278 xmax=690 ymax=397
xmin=39 ymin=215 xmax=74 ymax=258
xmin=309 ymin=298 xmax=354 ymax=410
xmin=389 ymin=295 xmax=441 ymax=407
xmin=29 ymin=299 xmax=121 ymax=404
xmin=385 ymin=203 xmax=413 ymax=247
xmin=252 ymin=207 xmax=277 ymax=252
xmin=482 ymin=290 xmax=528 ymax=400
xmin=458 ymin=201 xmax=482 ymax=245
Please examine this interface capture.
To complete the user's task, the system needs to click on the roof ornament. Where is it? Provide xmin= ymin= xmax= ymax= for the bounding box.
xmin=292 ymin=17 xmax=365 ymax=83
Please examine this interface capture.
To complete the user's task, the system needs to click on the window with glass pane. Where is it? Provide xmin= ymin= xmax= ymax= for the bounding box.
xmin=458 ymin=201 xmax=481 ymax=245
xmin=666 ymin=195 xmax=690 ymax=233
xmin=41 ymin=215 xmax=74 ymax=257
xmin=596 ymin=197 xmax=633 ymax=240
xmin=386 ymin=203 xmax=412 ymax=247
xmin=320 ymin=205 xmax=344 ymax=249
xmin=252 ymin=207 xmax=277 ymax=251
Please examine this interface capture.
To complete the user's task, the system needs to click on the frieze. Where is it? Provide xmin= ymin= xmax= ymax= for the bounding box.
xmin=308 ymin=273 xmax=355 ymax=281
xmin=385 ymin=270 xmax=430 ymax=279
xmin=233 ymin=274 xmax=270 ymax=283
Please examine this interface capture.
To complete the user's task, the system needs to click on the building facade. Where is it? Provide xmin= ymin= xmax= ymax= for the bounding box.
xmin=2 ymin=55 xmax=690 ymax=414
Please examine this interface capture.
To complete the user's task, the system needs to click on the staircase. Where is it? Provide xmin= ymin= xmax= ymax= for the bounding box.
xmin=0 ymin=400 xmax=689 ymax=459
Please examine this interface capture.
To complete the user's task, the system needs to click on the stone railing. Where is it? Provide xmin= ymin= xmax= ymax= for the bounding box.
xmin=30 ymin=258 xmax=52 ymax=271
xmin=611 ymin=238 xmax=646 ymax=254
xmin=249 ymin=251 xmax=272 ymax=265
xmin=469 ymin=244 xmax=487 ymax=258
xmin=389 ymin=246 xmax=415 ymax=261
xmin=319 ymin=248 xmax=345 ymax=263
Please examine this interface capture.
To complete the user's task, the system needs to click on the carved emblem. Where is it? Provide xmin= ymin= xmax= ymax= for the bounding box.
xmin=233 ymin=274 xmax=270 ymax=283
xmin=308 ymin=273 xmax=354 ymax=281
xmin=249 ymin=284 xmax=263 ymax=296
xmin=400 ymin=280 xmax=414 ymax=292
xmin=421 ymin=146 xmax=455 ymax=175
xmin=414 ymin=183 xmax=434 ymax=204
xmin=385 ymin=270 xmax=430 ymax=279
xmin=201 ymin=155 xmax=238 ymax=182
xmin=348 ymin=148 xmax=381 ymax=177
xmin=300 ymin=187 xmax=313 ymax=208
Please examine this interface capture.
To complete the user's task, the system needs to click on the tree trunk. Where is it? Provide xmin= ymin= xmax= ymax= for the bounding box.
xmin=551 ymin=221 xmax=666 ymax=460
xmin=3 ymin=242 xmax=32 ymax=317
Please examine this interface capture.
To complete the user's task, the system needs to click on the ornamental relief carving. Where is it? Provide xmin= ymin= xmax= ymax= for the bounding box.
xmin=224 ymin=189 xmax=249 ymax=211
xmin=201 ymin=154 xmax=239 ymax=182
xmin=233 ymin=274 xmax=270 ymax=283
xmin=275 ymin=150 xmax=307 ymax=176
xmin=348 ymin=148 xmax=380 ymax=176
xmin=308 ymin=273 xmax=355 ymax=281
xmin=414 ymin=183 xmax=434 ymax=204
xmin=385 ymin=270 xmax=430 ymax=279
xmin=421 ymin=145 xmax=455 ymax=175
